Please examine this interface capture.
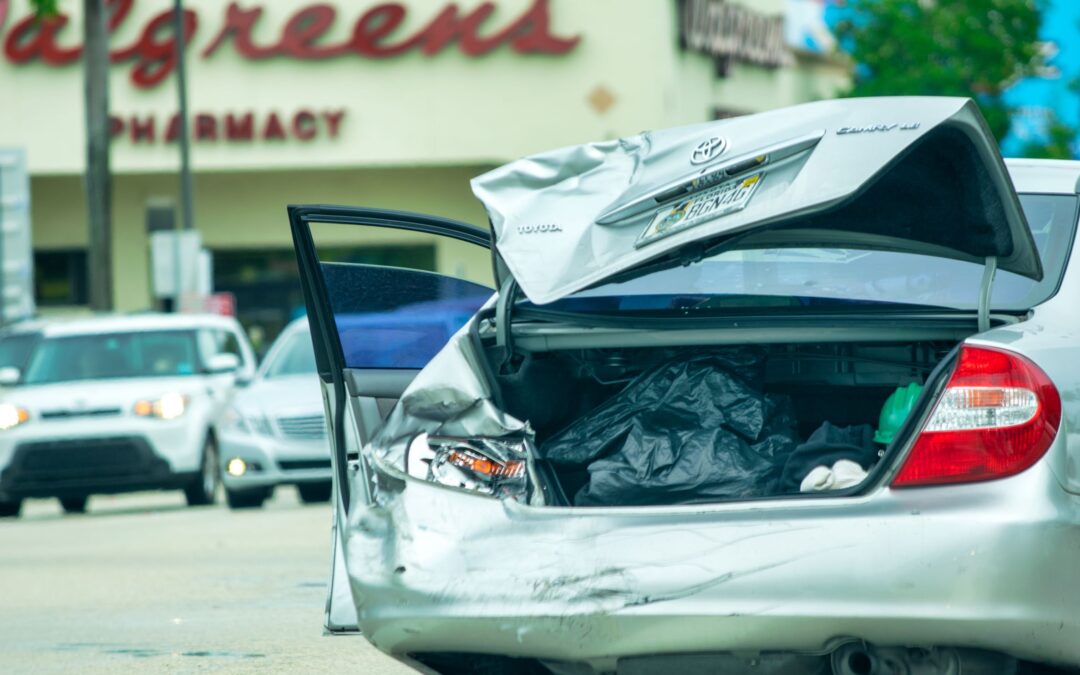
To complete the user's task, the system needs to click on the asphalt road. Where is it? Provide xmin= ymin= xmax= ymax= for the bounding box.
xmin=0 ymin=488 xmax=417 ymax=674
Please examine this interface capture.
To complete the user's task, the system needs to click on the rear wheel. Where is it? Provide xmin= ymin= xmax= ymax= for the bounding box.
xmin=184 ymin=436 xmax=220 ymax=507
xmin=225 ymin=487 xmax=270 ymax=510
xmin=59 ymin=496 xmax=88 ymax=514
xmin=0 ymin=499 xmax=21 ymax=518
xmin=297 ymin=482 xmax=332 ymax=504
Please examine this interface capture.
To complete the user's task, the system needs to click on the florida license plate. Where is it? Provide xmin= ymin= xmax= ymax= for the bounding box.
xmin=637 ymin=173 xmax=763 ymax=247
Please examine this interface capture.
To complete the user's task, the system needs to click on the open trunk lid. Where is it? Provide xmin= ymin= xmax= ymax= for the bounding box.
xmin=471 ymin=96 xmax=1041 ymax=306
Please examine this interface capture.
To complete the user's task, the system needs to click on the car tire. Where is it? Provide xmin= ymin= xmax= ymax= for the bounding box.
xmin=0 ymin=499 xmax=21 ymax=518
xmin=184 ymin=435 xmax=221 ymax=507
xmin=59 ymin=496 xmax=88 ymax=514
xmin=225 ymin=487 xmax=270 ymax=510
xmin=297 ymin=482 xmax=332 ymax=504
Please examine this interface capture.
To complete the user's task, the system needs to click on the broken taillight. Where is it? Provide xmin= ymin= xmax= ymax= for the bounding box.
xmin=892 ymin=345 xmax=1061 ymax=488
xmin=406 ymin=433 xmax=530 ymax=500
xmin=442 ymin=449 xmax=525 ymax=480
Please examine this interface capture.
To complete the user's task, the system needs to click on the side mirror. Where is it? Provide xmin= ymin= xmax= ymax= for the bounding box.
xmin=207 ymin=353 xmax=241 ymax=374
xmin=0 ymin=367 xmax=19 ymax=386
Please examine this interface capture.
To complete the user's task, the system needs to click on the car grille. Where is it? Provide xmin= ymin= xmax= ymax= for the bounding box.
xmin=276 ymin=415 xmax=327 ymax=440
xmin=278 ymin=459 xmax=331 ymax=471
xmin=39 ymin=408 xmax=123 ymax=420
xmin=13 ymin=437 xmax=150 ymax=482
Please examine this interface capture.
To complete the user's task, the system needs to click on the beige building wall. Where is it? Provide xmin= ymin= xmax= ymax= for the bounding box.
xmin=32 ymin=166 xmax=497 ymax=310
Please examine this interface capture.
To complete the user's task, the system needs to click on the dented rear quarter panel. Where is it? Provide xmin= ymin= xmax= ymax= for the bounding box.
xmin=345 ymin=453 xmax=1080 ymax=665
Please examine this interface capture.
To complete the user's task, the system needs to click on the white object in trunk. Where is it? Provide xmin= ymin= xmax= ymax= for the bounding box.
xmin=800 ymin=459 xmax=869 ymax=493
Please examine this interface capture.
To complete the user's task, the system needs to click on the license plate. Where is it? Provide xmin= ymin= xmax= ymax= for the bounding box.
xmin=636 ymin=172 xmax=763 ymax=247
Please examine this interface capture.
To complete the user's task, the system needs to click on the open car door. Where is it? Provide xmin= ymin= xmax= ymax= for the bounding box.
xmin=288 ymin=205 xmax=492 ymax=633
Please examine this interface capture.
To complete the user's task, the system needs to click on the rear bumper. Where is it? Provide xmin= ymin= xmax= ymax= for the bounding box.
xmin=0 ymin=436 xmax=194 ymax=499
xmin=345 ymin=458 xmax=1080 ymax=669
xmin=218 ymin=430 xmax=331 ymax=490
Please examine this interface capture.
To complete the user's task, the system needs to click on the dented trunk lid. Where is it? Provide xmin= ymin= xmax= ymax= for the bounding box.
xmin=471 ymin=97 xmax=1041 ymax=306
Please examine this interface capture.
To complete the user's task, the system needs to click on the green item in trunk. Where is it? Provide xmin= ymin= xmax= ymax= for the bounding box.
xmin=874 ymin=382 xmax=924 ymax=445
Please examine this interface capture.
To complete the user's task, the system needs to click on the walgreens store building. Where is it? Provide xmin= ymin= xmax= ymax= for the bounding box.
xmin=0 ymin=0 xmax=847 ymax=338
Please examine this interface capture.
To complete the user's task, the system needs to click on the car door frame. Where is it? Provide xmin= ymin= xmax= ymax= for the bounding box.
xmin=290 ymin=205 xmax=491 ymax=510
xmin=289 ymin=204 xmax=492 ymax=632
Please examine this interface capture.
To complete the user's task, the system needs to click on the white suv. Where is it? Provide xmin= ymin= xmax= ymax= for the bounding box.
xmin=0 ymin=314 xmax=256 ymax=517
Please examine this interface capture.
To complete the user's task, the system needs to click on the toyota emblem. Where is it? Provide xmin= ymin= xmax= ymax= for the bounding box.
xmin=690 ymin=136 xmax=727 ymax=165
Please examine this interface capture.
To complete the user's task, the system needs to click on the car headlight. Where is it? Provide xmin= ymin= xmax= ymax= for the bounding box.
xmin=134 ymin=393 xmax=188 ymax=420
xmin=221 ymin=406 xmax=273 ymax=436
xmin=0 ymin=403 xmax=29 ymax=431
xmin=405 ymin=432 xmax=530 ymax=500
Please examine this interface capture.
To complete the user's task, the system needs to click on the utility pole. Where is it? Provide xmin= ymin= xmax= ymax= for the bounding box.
xmin=171 ymin=0 xmax=194 ymax=312
xmin=84 ymin=0 xmax=112 ymax=311
xmin=173 ymin=0 xmax=194 ymax=234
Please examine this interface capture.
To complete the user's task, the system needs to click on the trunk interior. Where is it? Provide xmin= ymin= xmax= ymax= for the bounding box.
xmin=487 ymin=339 xmax=959 ymax=507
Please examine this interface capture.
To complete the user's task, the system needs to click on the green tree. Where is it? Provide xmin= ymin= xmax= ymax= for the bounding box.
xmin=836 ymin=0 xmax=1044 ymax=142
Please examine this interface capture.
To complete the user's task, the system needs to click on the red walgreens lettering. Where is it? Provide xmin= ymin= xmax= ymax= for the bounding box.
xmin=130 ymin=116 xmax=155 ymax=143
xmin=263 ymin=113 xmax=287 ymax=141
xmin=225 ymin=113 xmax=255 ymax=141
xmin=1 ymin=0 xmax=580 ymax=89
xmin=195 ymin=114 xmax=218 ymax=141
xmin=110 ymin=110 xmax=345 ymax=144
xmin=292 ymin=110 xmax=318 ymax=141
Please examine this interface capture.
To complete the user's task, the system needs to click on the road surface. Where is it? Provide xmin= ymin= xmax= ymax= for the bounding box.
xmin=0 ymin=488 xmax=416 ymax=674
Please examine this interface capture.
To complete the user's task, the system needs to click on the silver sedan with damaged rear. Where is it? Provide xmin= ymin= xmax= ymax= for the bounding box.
xmin=0 ymin=314 xmax=255 ymax=517
xmin=217 ymin=317 xmax=333 ymax=509
xmin=290 ymin=97 xmax=1080 ymax=675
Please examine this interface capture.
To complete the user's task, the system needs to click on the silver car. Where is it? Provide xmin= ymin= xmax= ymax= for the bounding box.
xmin=216 ymin=318 xmax=333 ymax=509
xmin=289 ymin=98 xmax=1080 ymax=674
xmin=0 ymin=314 xmax=256 ymax=517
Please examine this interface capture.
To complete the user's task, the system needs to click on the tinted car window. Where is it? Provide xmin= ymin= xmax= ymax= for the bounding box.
xmin=321 ymin=263 xmax=492 ymax=369
xmin=22 ymin=331 xmax=200 ymax=384
xmin=529 ymin=194 xmax=1079 ymax=315
xmin=264 ymin=329 xmax=317 ymax=378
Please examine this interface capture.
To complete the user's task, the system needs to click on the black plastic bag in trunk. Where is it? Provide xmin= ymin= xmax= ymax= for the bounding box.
xmin=540 ymin=350 xmax=799 ymax=506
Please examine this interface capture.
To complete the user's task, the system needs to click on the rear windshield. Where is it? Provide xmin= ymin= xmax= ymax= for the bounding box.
xmin=262 ymin=329 xmax=317 ymax=379
xmin=21 ymin=331 xmax=200 ymax=385
xmin=529 ymin=193 xmax=1078 ymax=315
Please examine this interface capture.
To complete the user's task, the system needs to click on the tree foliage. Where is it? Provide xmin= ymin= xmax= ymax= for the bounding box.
xmin=29 ymin=0 xmax=59 ymax=17
xmin=836 ymin=0 xmax=1044 ymax=142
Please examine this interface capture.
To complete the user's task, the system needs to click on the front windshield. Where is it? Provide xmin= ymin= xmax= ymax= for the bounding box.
xmin=0 ymin=332 xmax=41 ymax=371
xmin=262 ymin=329 xmax=317 ymax=379
xmin=22 ymin=331 xmax=200 ymax=385
xmin=527 ymin=194 xmax=1078 ymax=315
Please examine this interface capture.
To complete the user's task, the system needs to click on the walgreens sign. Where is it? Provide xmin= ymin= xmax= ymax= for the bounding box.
xmin=0 ymin=0 xmax=580 ymax=88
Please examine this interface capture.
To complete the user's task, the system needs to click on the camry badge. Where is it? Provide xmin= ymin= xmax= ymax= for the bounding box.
xmin=690 ymin=136 xmax=727 ymax=165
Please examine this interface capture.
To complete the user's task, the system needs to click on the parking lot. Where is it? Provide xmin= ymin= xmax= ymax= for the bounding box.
xmin=0 ymin=488 xmax=413 ymax=674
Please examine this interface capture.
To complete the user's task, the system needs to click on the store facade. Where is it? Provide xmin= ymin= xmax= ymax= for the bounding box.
xmin=0 ymin=0 xmax=848 ymax=340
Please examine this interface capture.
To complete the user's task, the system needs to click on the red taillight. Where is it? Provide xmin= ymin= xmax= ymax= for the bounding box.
xmin=892 ymin=345 xmax=1061 ymax=488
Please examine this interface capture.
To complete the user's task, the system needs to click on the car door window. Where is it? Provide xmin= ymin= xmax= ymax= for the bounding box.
xmin=302 ymin=211 xmax=493 ymax=376
xmin=198 ymin=328 xmax=247 ymax=364
xmin=217 ymin=330 xmax=243 ymax=359
xmin=322 ymin=264 xmax=492 ymax=369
